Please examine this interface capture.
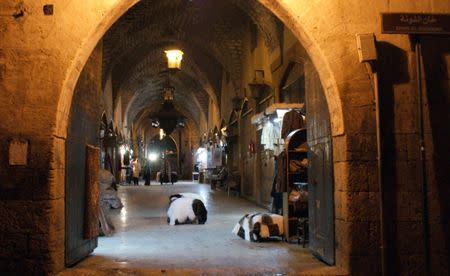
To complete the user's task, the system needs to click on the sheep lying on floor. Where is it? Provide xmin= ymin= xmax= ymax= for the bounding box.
xmin=167 ymin=193 xmax=207 ymax=225
xmin=99 ymin=169 xmax=123 ymax=209
xmin=232 ymin=213 xmax=284 ymax=242
xmin=169 ymin=192 xmax=204 ymax=202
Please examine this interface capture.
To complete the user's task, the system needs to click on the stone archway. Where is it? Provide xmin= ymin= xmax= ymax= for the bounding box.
xmin=53 ymin=0 xmax=347 ymax=272
xmin=258 ymin=0 xmax=345 ymax=136
xmin=54 ymin=0 xmax=139 ymax=139
xmin=55 ymin=0 xmax=345 ymax=141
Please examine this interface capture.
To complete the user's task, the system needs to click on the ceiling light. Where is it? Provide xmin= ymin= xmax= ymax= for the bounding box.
xmin=165 ymin=49 xmax=184 ymax=70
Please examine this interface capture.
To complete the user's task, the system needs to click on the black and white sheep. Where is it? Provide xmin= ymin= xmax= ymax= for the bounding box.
xmin=167 ymin=193 xmax=207 ymax=225
xmin=232 ymin=213 xmax=284 ymax=242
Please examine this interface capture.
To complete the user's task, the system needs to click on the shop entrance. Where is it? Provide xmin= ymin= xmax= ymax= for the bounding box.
xmin=304 ymin=66 xmax=335 ymax=265
xmin=280 ymin=61 xmax=335 ymax=264
xmin=148 ymin=135 xmax=179 ymax=184
xmin=245 ymin=60 xmax=335 ymax=265
xmin=65 ymin=44 xmax=103 ymax=266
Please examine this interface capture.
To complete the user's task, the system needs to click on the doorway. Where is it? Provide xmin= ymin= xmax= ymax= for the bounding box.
xmin=65 ymin=43 xmax=103 ymax=266
xmin=62 ymin=2 xmax=338 ymax=272
xmin=148 ymin=135 xmax=179 ymax=182
xmin=279 ymin=61 xmax=335 ymax=264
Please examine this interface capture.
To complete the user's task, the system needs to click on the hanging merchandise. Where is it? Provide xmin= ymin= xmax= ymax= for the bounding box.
xmin=213 ymin=146 xmax=222 ymax=167
xmin=248 ymin=140 xmax=255 ymax=155
xmin=207 ymin=146 xmax=214 ymax=169
xmin=288 ymin=187 xmax=308 ymax=217
xmin=261 ymin=120 xmax=282 ymax=152
xmin=270 ymin=155 xmax=283 ymax=214
xmin=275 ymin=151 xmax=288 ymax=193
xmin=281 ymin=109 xmax=305 ymax=139
xmin=252 ymin=103 xmax=304 ymax=155
xmin=289 ymin=159 xmax=308 ymax=173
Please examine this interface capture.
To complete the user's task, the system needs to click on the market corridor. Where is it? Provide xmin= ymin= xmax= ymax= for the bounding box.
xmin=59 ymin=182 xmax=339 ymax=275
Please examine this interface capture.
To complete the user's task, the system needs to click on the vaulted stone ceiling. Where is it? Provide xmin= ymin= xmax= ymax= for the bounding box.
xmin=101 ymin=0 xmax=283 ymax=133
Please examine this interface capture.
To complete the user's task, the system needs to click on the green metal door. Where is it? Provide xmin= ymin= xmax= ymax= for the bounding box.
xmin=306 ymin=66 xmax=335 ymax=265
xmin=65 ymin=136 xmax=98 ymax=266
xmin=65 ymin=45 xmax=103 ymax=266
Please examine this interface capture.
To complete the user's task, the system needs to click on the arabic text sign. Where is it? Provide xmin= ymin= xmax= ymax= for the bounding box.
xmin=382 ymin=13 xmax=450 ymax=34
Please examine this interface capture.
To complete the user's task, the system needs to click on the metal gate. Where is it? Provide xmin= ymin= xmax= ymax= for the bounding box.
xmin=308 ymin=141 xmax=334 ymax=264
xmin=65 ymin=47 xmax=102 ymax=266
xmin=306 ymin=66 xmax=335 ymax=265
xmin=65 ymin=113 xmax=99 ymax=266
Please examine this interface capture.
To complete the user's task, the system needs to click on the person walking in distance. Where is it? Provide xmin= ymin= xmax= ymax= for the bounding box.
xmin=143 ymin=159 xmax=151 ymax=186
xmin=132 ymin=156 xmax=141 ymax=185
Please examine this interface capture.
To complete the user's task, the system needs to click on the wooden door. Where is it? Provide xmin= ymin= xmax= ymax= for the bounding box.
xmin=240 ymin=113 xmax=254 ymax=197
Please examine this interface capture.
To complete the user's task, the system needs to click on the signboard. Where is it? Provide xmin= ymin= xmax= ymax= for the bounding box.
xmin=382 ymin=13 xmax=450 ymax=34
xmin=9 ymin=139 xmax=28 ymax=166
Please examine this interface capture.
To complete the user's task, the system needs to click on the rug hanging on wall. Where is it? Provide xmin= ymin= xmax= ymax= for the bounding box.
xmin=84 ymin=144 xmax=100 ymax=239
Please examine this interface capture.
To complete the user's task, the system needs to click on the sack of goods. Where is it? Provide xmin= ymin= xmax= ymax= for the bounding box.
xmin=167 ymin=193 xmax=207 ymax=225
xmin=288 ymin=189 xmax=308 ymax=217
xmin=232 ymin=213 xmax=284 ymax=242
xmin=99 ymin=169 xmax=123 ymax=209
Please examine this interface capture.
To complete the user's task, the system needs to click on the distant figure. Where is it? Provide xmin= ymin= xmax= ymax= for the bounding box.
xmin=143 ymin=159 xmax=151 ymax=186
xmin=124 ymin=151 xmax=132 ymax=184
xmin=160 ymin=158 xmax=172 ymax=184
xmin=132 ymin=156 xmax=141 ymax=185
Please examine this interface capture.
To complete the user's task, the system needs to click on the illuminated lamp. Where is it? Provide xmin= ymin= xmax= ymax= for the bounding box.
xmin=148 ymin=152 xmax=159 ymax=162
xmin=165 ymin=49 xmax=184 ymax=70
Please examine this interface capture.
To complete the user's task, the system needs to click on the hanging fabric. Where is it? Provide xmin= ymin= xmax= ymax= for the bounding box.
xmin=271 ymin=157 xmax=283 ymax=213
xmin=261 ymin=121 xmax=282 ymax=151
xmin=84 ymin=145 xmax=100 ymax=239
xmin=281 ymin=110 xmax=305 ymax=139
xmin=275 ymin=151 xmax=288 ymax=193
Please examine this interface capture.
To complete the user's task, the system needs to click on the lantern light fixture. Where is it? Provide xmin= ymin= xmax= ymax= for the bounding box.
xmin=165 ymin=49 xmax=184 ymax=70
xmin=148 ymin=152 xmax=159 ymax=162
xmin=149 ymin=48 xmax=186 ymax=136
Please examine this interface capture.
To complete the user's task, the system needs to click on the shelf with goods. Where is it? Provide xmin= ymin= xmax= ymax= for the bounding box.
xmin=283 ymin=128 xmax=308 ymax=242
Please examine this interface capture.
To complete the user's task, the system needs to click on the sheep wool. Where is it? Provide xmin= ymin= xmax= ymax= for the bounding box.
xmin=167 ymin=196 xmax=207 ymax=225
xmin=232 ymin=213 xmax=284 ymax=242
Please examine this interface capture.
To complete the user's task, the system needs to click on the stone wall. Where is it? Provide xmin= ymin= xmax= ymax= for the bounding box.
xmin=0 ymin=38 xmax=103 ymax=275
xmin=376 ymin=36 xmax=450 ymax=275
xmin=262 ymin=1 xmax=448 ymax=274
xmin=421 ymin=36 xmax=450 ymax=275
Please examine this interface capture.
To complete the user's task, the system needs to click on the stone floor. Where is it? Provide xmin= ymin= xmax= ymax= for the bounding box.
xmin=59 ymin=181 xmax=345 ymax=275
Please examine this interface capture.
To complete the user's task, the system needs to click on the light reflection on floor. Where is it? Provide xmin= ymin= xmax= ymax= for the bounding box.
xmin=119 ymin=206 xmax=127 ymax=224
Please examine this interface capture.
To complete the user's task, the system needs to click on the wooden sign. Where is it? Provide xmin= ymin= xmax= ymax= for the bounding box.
xmin=382 ymin=13 xmax=450 ymax=34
